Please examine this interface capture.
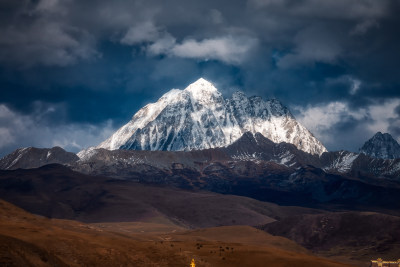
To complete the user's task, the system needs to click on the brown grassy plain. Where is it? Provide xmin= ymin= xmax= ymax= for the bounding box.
xmin=0 ymin=199 xmax=354 ymax=266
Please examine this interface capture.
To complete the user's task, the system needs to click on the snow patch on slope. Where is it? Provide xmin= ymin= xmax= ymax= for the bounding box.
xmin=324 ymin=151 xmax=359 ymax=173
xmin=77 ymin=147 xmax=98 ymax=161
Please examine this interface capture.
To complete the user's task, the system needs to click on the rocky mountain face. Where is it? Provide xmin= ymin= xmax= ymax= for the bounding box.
xmin=94 ymin=78 xmax=327 ymax=155
xmin=359 ymin=132 xmax=400 ymax=159
xmin=0 ymin=147 xmax=79 ymax=170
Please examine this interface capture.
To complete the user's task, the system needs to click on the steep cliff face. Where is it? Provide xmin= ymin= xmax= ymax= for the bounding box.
xmin=359 ymin=132 xmax=400 ymax=159
xmin=95 ymin=78 xmax=327 ymax=155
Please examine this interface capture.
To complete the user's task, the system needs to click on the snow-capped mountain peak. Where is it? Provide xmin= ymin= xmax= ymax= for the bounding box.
xmin=185 ymin=77 xmax=218 ymax=93
xmin=185 ymin=78 xmax=223 ymax=106
xmin=93 ymin=78 xmax=327 ymax=155
xmin=359 ymin=132 xmax=400 ymax=159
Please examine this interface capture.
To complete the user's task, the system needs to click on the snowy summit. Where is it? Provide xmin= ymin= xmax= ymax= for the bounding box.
xmin=89 ymin=78 xmax=327 ymax=155
xmin=360 ymin=132 xmax=400 ymax=159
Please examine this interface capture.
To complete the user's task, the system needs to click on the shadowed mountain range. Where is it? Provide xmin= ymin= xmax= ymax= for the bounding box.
xmin=2 ymin=132 xmax=400 ymax=213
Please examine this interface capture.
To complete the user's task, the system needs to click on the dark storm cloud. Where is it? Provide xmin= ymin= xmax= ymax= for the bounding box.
xmin=388 ymin=105 xmax=400 ymax=137
xmin=1 ymin=0 xmax=400 ymax=156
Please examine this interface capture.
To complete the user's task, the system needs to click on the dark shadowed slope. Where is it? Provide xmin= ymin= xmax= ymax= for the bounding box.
xmin=260 ymin=212 xmax=400 ymax=265
xmin=72 ymin=134 xmax=400 ymax=213
xmin=0 ymin=164 xmax=321 ymax=228
xmin=2 ymin=133 xmax=400 ymax=214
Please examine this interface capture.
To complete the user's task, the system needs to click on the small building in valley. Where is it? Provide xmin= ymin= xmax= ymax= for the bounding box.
xmin=371 ymin=258 xmax=400 ymax=267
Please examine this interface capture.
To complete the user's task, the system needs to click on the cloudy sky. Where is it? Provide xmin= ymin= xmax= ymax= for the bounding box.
xmin=1 ymin=0 xmax=400 ymax=157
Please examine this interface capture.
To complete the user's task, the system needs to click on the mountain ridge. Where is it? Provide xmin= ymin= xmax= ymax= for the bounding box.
xmin=2 ymin=132 xmax=400 ymax=182
xmin=0 ymin=146 xmax=79 ymax=170
xmin=359 ymin=132 xmax=400 ymax=159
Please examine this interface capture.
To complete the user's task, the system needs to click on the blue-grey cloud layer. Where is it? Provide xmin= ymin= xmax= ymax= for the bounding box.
xmin=0 ymin=0 xmax=400 ymax=156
